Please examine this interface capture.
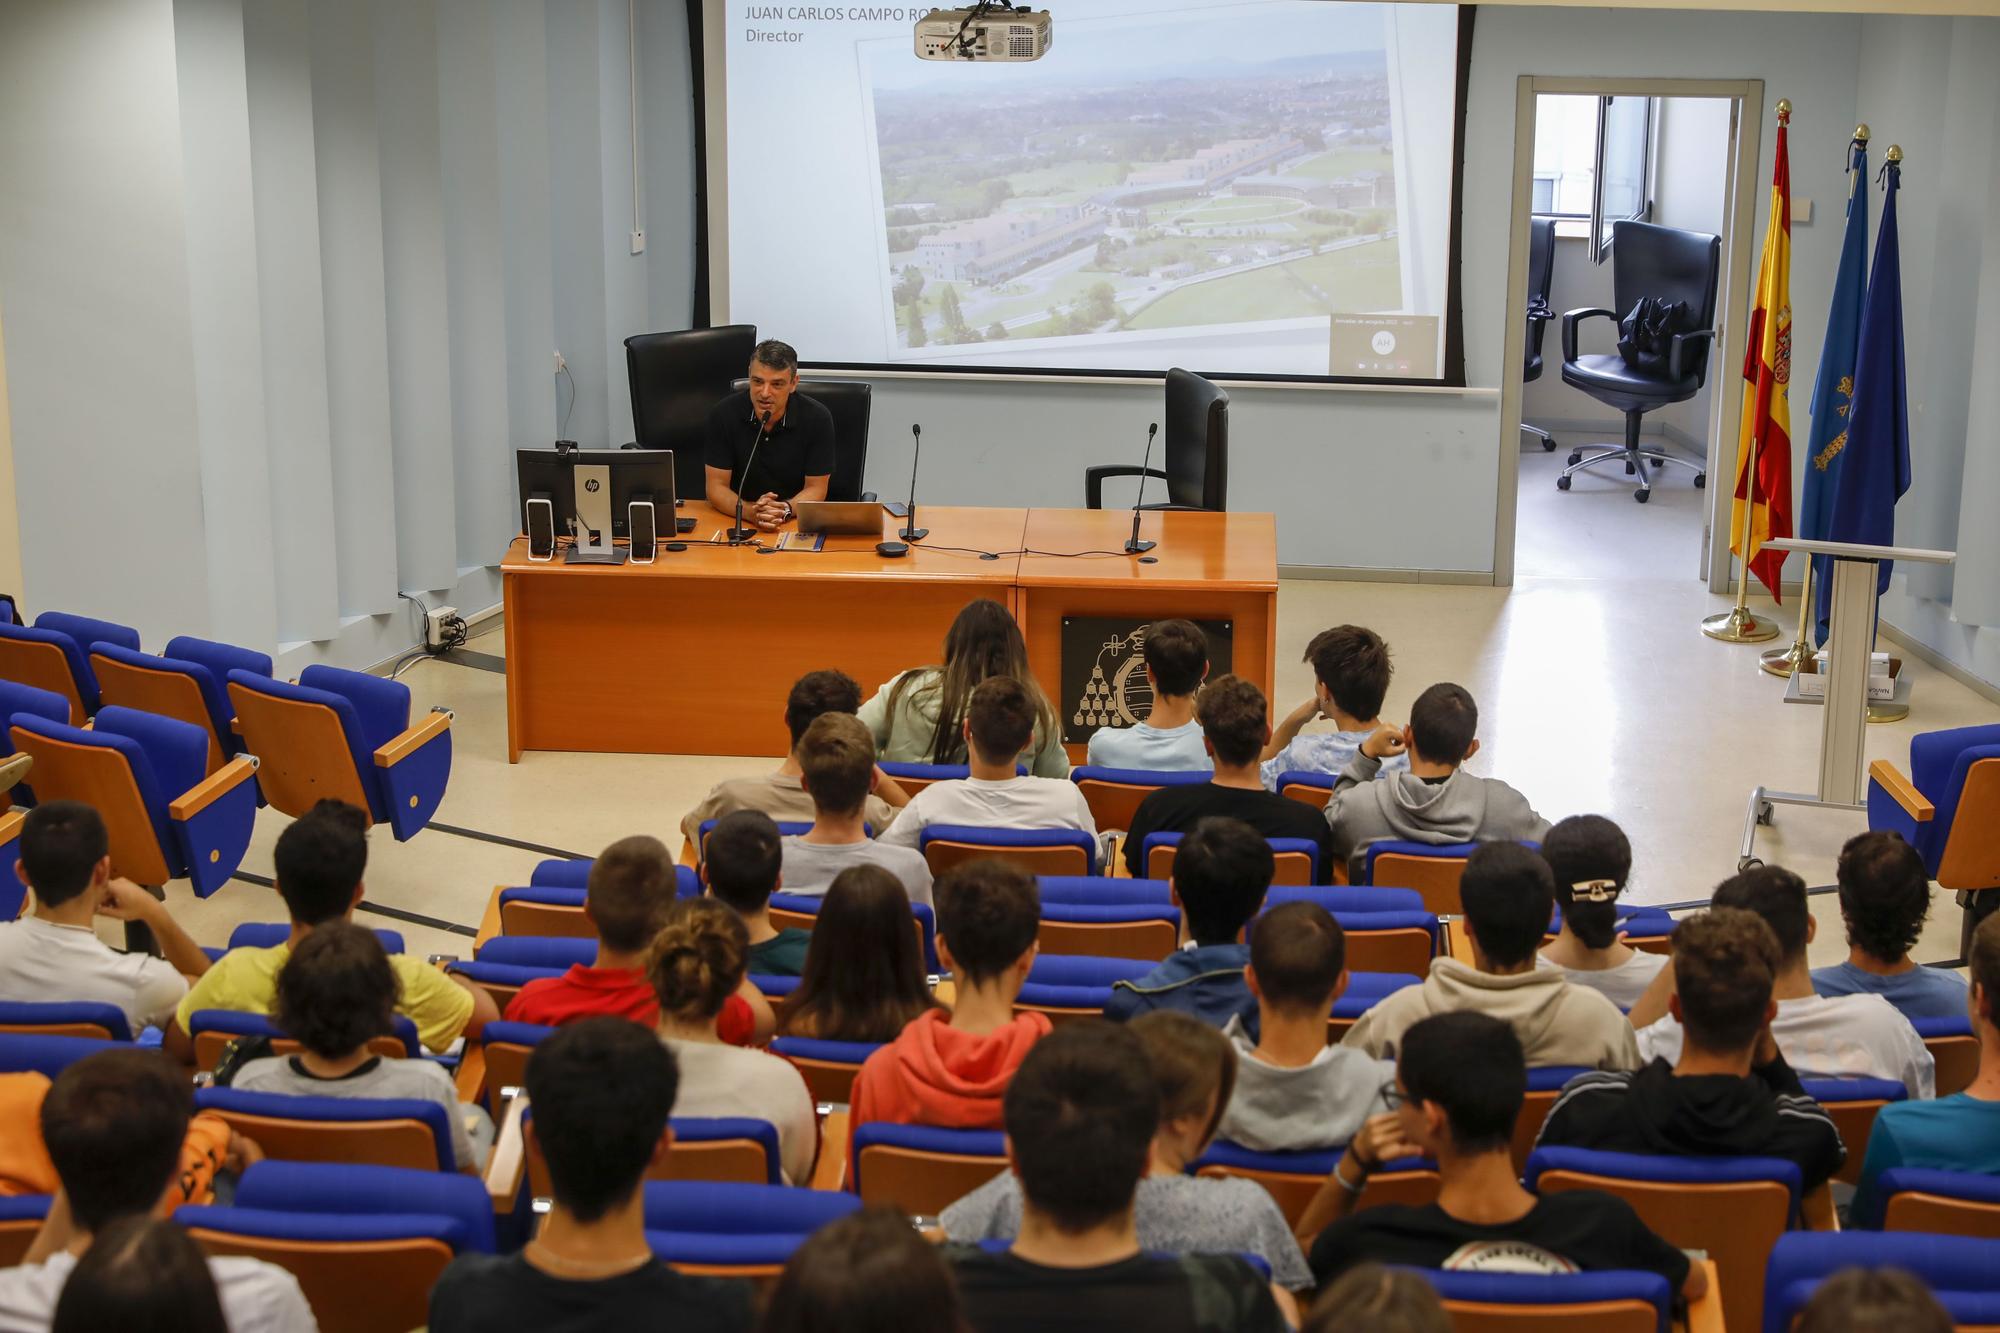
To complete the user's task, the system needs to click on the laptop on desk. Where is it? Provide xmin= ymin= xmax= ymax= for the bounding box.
xmin=795 ymin=501 xmax=884 ymax=536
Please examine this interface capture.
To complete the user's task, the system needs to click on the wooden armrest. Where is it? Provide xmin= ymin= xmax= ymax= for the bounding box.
xmin=0 ymin=809 xmax=25 ymax=845
xmin=484 ymin=1095 xmax=527 ymax=1211
xmin=1868 ymin=759 xmax=1933 ymax=821
xmin=168 ymin=755 xmax=260 ymax=820
xmin=1444 ymin=918 xmax=1477 ymax=964
xmin=454 ymin=1045 xmax=488 ymax=1104
xmin=475 ymin=886 xmax=505 ymax=949
xmin=1678 ymin=1259 xmax=1723 ymax=1333
xmin=811 ymin=1108 xmax=850 ymax=1192
xmin=374 ymin=709 xmax=452 ymax=767
xmin=1801 ymin=1184 xmax=1838 ymax=1231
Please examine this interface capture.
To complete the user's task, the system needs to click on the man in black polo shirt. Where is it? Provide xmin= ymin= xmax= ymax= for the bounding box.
xmin=704 ymin=338 xmax=835 ymax=530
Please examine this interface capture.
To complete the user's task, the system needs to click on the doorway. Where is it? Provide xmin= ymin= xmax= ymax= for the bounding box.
xmin=1493 ymin=78 xmax=1765 ymax=589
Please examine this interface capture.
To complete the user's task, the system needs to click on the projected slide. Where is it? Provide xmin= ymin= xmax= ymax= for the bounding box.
xmin=711 ymin=0 xmax=1462 ymax=379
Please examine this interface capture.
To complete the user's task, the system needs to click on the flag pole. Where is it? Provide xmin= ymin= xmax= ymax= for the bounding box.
xmin=1704 ymin=98 xmax=1790 ymax=644
xmin=1762 ymin=123 xmax=1870 ymax=677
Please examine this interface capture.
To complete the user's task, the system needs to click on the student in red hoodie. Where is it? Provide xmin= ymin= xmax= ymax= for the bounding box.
xmin=849 ymin=860 xmax=1049 ymax=1141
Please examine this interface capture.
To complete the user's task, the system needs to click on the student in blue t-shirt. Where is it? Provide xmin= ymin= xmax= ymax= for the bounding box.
xmin=1852 ymin=911 xmax=2000 ymax=1226
xmin=1259 ymin=625 xmax=1408 ymax=790
xmin=1086 ymin=620 xmax=1212 ymax=772
xmin=1810 ymin=831 xmax=1968 ymax=1022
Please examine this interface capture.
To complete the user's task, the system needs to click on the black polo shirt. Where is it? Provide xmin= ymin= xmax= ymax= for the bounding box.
xmin=703 ymin=389 xmax=835 ymax=500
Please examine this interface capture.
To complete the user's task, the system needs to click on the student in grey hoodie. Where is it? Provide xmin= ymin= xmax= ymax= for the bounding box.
xmin=1340 ymin=843 xmax=1640 ymax=1070
xmin=1218 ymin=901 xmax=1394 ymax=1153
xmin=1323 ymin=682 xmax=1549 ymax=869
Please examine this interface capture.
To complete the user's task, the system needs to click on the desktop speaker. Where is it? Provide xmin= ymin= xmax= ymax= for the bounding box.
xmin=526 ymin=497 xmax=556 ymax=561
xmin=629 ymin=500 xmax=657 ymax=564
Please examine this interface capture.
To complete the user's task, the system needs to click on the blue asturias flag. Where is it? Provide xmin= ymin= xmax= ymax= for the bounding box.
xmin=1823 ymin=155 xmax=1911 ymax=620
xmin=1805 ymin=138 xmax=1870 ymax=644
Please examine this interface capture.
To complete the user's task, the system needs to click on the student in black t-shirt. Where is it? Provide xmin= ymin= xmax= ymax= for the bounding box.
xmin=945 ymin=1021 xmax=1291 ymax=1333
xmin=1298 ymin=1011 xmax=1703 ymax=1304
xmin=427 ymin=1019 xmax=751 ymax=1333
xmin=1121 ymin=675 xmax=1336 ymax=881
xmin=703 ymin=339 xmax=834 ymax=531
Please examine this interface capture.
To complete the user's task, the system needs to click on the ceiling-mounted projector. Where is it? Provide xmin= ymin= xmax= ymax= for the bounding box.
xmin=914 ymin=3 xmax=1052 ymax=61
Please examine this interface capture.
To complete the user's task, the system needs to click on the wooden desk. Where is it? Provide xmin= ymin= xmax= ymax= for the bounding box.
xmin=501 ymin=506 xmax=1278 ymax=762
xmin=1014 ymin=510 xmax=1278 ymax=761
xmin=502 ymin=507 xmax=1026 ymax=759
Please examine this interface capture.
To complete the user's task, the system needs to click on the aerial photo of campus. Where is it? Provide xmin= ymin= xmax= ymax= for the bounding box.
xmin=867 ymin=9 xmax=1405 ymax=354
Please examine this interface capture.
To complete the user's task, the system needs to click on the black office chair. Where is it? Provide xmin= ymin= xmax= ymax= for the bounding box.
xmin=1557 ymin=220 xmax=1719 ymax=502
xmin=730 ymin=377 xmax=875 ymax=502
xmin=625 ymin=325 xmax=757 ymax=505
xmin=1521 ymin=216 xmax=1557 ymax=451
xmin=1083 ymin=367 xmax=1228 ymax=512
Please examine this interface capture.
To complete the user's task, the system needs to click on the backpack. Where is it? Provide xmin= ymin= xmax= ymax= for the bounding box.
xmin=1616 ymin=296 xmax=1690 ymax=375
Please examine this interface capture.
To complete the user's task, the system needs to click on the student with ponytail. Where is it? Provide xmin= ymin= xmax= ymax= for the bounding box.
xmin=648 ymin=899 xmax=816 ymax=1184
xmin=1536 ymin=815 xmax=1666 ymax=1010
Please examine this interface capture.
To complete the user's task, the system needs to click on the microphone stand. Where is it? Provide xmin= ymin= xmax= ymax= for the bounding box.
xmin=727 ymin=413 xmax=772 ymax=544
xmin=901 ymin=423 xmax=929 ymax=542
xmin=1125 ymin=422 xmax=1159 ymax=556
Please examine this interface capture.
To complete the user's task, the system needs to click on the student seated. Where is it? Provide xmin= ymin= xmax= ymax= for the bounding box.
xmin=1536 ymin=814 xmax=1667 ymax=1009
xmin=0 ymin=1050 xmax=313 ymax=1332
xmin=878 ymin=676 xmax=1097 ymax=851
xmin=648 ymin=899 xmax=816 ymax=1185
xmin=1300 ymin=1012 xmax=1702 ymax=1303
xmin=943 ymin=1021 xmax=1291 ymax=1333
xmin=859 ymin=597 xmax=1069 ymax=778
xmin=1342 ymin=842 xmax=1639 ymax=1068
xmin=233 ymin=922 xmax=495 ymax=1172
xmin=1323 ymin=682 xmax=1548 ymax=866
xmin=779 ymin=866 xmax=940 ymax=1043
xmin=1220 ymin=901 xmax=1393 ymax=1152
xmin=764 ymin=1206 xmax=967 ymax=1333
xmin=704 ymin=811 xmax=810 ymax=977
xmin=679 ymin=668 xmax=905 ymax=847
xmin=428 ymin=1019 xmax=752 ymax=1333
xmin=1086 ymin=619 xmax=1212 ymax=771
xmin=1303 ymin=1264 xmax=1451 ymax=1333
xmin=1851 ymin=912 xmax=2000 ymax=1224
xmin=507 ymin=834 xmax=773 ymax=1045
xmin=0 ymin=801 xmax=208 ymax=1035
xmin=51 ymin=1216 xmax=228 ymax=1333
xmin=942 ymin=1010 xmax=1312 ymax=1292
xmin=1630 ymin=865 xmax=1934 ymax=1098
xmin=1795 ymin=1267 xmax=1954 ymax=1333
xmin=1534 ymin=908 xmax=1844 ymax=1193
xmin=1121 ymin=675 xmax=1336 ymax=881
xmin=849 ymin=861 xmax=1049 ymax=1137
xmin=1260 ymin=625 xmax=1408 ymax=789
xmin=1812 ymin=830 xmax=1967 ymax=1021
xmin=167 ymin=800 xmax=495 ymax=1059
xmin=782 ymin=714 xmax=935 ymax=907
xmin=1105 ymin=817 xmax=1270 ymax=1031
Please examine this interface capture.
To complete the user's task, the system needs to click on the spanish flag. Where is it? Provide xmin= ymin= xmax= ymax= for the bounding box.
xmin=1731 ymin=107 xmax=1796 ymax=602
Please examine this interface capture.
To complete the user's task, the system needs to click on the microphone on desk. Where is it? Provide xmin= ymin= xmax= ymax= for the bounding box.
xmin=900 ymin=423 xmax=929 ymax=542
xmin=1125 ymin=421 xmax=1160 ymax=559
xmin=727 ymin=411 xmax=773 ymax=544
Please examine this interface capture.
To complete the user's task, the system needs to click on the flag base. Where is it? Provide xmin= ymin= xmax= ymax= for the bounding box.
xmin=1759 ymin=638 xmax=1812 ymax=676
xmin=1702 ymin=607 xmax=1782 ymax=643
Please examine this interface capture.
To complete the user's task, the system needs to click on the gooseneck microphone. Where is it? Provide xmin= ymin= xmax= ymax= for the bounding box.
xmin=727 ymin=410 xmax=773 ymax=544
xmin=1125 ymin=421 xmax=1160 ymax=557
xmin=901 ymin=423 xmax=929 ymax=542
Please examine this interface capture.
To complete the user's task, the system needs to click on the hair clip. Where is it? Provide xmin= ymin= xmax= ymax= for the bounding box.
xmin=1571 ymin=878 xmax=1621 ymax=903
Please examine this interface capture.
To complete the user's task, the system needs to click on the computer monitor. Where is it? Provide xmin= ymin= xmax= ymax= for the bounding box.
xmin=516 ymin=448 xmax=677 ymax=565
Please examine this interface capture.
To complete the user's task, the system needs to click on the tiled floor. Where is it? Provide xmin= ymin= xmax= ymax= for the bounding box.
xmin=152 ymin=486 xmax=1995 ymax=975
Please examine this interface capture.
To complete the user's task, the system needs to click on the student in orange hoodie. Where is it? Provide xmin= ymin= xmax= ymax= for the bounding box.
xmin=849 ymin=859 xmax=1050 ymax=1142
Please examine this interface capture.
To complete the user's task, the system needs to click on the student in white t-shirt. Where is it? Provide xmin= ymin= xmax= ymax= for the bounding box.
xmin=781 ymin=713 xmax=934 ymax=908
xmin=0 ymin=802 xmax=210 ymax=1035
xmin=878 ymin=677 xmax=1097 ymax=852
xmin=1536 ymin=815 xmax=1667 ymax=1011
xmin=1085 ymin=620 xmax=1212 ymax=772
xmin=1629 ymin=864 xmax=1934 ymax=1099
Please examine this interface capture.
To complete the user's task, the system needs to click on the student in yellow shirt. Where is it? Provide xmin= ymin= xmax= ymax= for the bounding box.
xmin=162 ymin=800 xmax=496 ymax=1061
